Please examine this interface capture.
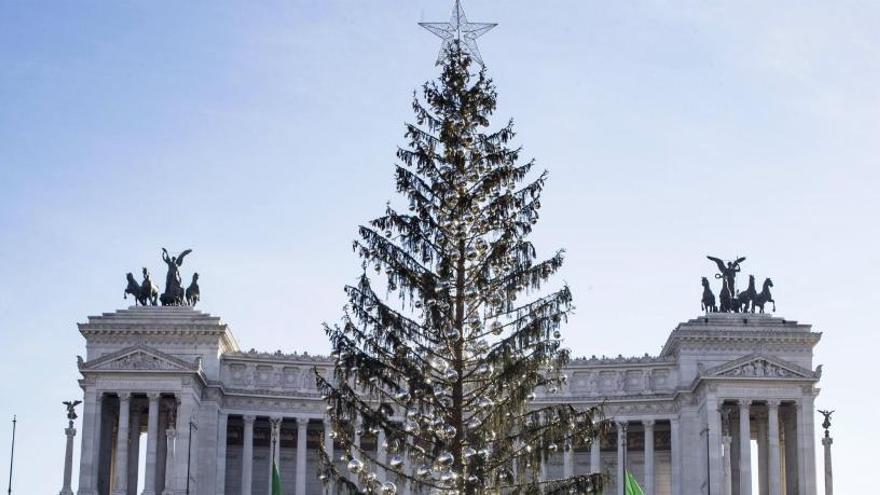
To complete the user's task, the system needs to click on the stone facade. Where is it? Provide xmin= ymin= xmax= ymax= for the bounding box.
xmin=73 ymin=307 xmax=822 ymax=495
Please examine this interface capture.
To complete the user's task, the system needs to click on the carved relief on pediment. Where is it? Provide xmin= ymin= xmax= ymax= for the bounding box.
xmin=719 ymin=359 xmax=792 ymax=378
xmin=91 ymin=349 xmax=194 ymax=372
xmin=106 ymin=351 xmax=175 ymax=370
xmin=710 ymin=355 xmax=813 ymax=379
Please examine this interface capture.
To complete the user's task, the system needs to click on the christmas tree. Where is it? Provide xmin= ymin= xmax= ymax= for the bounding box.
xmin=315 ymin=26 xmax=605 ymax=495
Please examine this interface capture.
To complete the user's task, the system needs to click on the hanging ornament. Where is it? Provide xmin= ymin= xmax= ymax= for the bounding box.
xmin=381 ymin=481 xmax=398 ymax=495
xmin=440 ymin=470 xmax=458 ymax=482
xmin=430 ymin=356 xmax=449 ymax=372
xmin=443 ymin=368 xmax=460 ymax=382
xmin=347 ymin=459 xmax=364 ymax=474
xmin=435 ymin=452 xmax=455 ymax=469
xmin=491 ymin=321 xmax=503 ymax=335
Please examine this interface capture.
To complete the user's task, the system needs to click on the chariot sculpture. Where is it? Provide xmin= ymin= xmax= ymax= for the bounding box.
xmin=123 ymin=248 xmax=201 ymax=307
xmin=701 ymin=255 xmax=775 ymax=314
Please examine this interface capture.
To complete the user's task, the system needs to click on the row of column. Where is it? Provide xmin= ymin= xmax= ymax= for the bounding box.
xmin=226 ymin=414 xmax=312 ymax=495
xmin=714 ymin=398 xmax=816 ymax=495
xmin=76 ymin=390 xmax=194 ymax=495
xmin=556 ymin=418 xmax=681 ymax=495
xmin=616 ymin=419 xmax=680 ymax=495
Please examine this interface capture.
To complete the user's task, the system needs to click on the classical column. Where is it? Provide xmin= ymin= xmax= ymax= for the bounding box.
xmin=142 ymin=393 xmax=161 ymax=495
xmin=539 ymin=452 xmax=548 ymax=483
xmin=670 ymin=418 xmax=681 ymax=495
xmin=241 ymin=415 xmax=256 ymax=495
xmin=128 ymin=403 xmax=142 ymax=495
xmin=323 ymin=418 xmax=335 ymax=494
xmin=643 ymin=420 xmax=655 ymax=495
xmin=268 ymin=417 xmax=282 ymax=495
xmin=616 ymin=421 xmax=627 ymax=495
xmin=739 ymin=400 xmax=753 ymax=495
xmin=77 ymin=389 xmax=101 ymax=495
xmin=161 ymin=426 xmax=176 ymax=495
xmin=350 ymin=419 xmax=362 ymax=484
xmin=590 ymin=435 xmax=600 ymax=473
xmin=60 ymin=409 xmax=78 ymax=495
xmin=707 ymin=397 xmax=724 ymax=495
xmin=161 ymin=398 xmax=178 ymax=495
xmin=112 ymin=392 xmax=131 ymax=495
xmin=296 ymin=418 xmax=308 ymax=495
xmin=377 ymin=428 xmax=387 ymax=482
xmin=722 ymin=435 xmax=733 ymax=495
xmin=798 ymin=397 xmax=818 ymax=495
xmin=821 ymin=433 xmax=832 ymax=495
xmin=757 ymin=414 xmax=769 ymax=495
xmin=782 ymin=406 xmax=798 ymax=495
xmin=155 ymin=404 xmax=168 ymax=495
xmin=216 ymin=412 xmax=228 ymax=495
xmin=563 ymin=447 xmax=573 ymax=478
xmin=766 ymin=401 xmax=781 ymax=495
xmin=721 ymin=407 xmax=732 ymax=495
xmin=172 ymin=395 xmax=197 ymax=494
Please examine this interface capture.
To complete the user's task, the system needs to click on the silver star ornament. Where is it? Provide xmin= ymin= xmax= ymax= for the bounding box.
xmin=419 ymin=0 xmax=497 ymax=66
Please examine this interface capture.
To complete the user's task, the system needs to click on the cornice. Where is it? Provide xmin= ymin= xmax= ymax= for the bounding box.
xmin=78 ymin=306 xmax=240 ymax=352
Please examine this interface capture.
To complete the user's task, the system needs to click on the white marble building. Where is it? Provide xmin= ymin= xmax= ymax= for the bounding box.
xmin=72 ymin=306 xmax=822 ymax=495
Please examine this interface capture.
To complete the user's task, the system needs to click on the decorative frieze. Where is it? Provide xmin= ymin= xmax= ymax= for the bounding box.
xmin=79 ymin=345 xmax=199 ymax=373
xmin=703 ymin=354 xmax=818 ymax=380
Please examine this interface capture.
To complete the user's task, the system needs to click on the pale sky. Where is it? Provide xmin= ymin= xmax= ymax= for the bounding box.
xmin=1 ymin=1 xmax=878 ymax=493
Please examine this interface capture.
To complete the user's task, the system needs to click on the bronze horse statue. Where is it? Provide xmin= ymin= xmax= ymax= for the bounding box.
xmin=753 ymin=278 xmax=775 ymax=313
xmin=124 ymin=268 xmax=159 ymax=306
xmin=701 ymin=277 xmax=717 ymax=313
xmin=719 ymin=277 xmax=741 ymax=313
xmin=738 ymin=275 xmax=758 ymax=313
xmin=159 ymin=285 xmax=185 ymax=306
xmin=186 ymin=273 xmax=200 ymax=307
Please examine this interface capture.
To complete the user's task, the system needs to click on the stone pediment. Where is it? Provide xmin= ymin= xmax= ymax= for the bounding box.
xmin=704 ymin=354 xmax=817 ymax=380
xmin=79 ymin=344 xmax=199 ymax=373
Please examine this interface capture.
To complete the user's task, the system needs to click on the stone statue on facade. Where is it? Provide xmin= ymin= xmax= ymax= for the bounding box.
xmin=160 ymin=248 xmax=192 ymax=306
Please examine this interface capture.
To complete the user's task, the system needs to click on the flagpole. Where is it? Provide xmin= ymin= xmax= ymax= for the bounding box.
xmin=7 ymin=415 xmax=16 ymax=495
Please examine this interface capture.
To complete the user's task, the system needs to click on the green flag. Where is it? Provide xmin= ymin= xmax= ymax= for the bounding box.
xmin=272 ymin=460 xmax=283 ymax=495
xmin=624 ymin=471 xmax=645 ymax=495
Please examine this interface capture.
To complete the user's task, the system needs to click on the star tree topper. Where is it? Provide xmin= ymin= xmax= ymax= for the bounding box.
xmin=419 ymin=0 xmax=497 ymax=66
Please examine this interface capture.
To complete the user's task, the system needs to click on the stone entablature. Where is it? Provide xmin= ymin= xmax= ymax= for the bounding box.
xmin=78 ymin=306 xmax=239 ymax=381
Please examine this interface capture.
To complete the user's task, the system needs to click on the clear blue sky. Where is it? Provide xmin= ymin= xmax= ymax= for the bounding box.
xmin=1 ymin=1 xmax=878 ymax=492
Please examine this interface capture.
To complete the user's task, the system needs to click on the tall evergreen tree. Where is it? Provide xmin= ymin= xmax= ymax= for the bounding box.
xmin=316 ymin=44 xmax=605 ymax=495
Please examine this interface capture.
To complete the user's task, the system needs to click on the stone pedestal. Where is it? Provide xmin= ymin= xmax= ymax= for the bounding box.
xmin=60 ymin=421 xmax=77 ymax=495
xmin=821 ymin=436 xmax=832 ymax=495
